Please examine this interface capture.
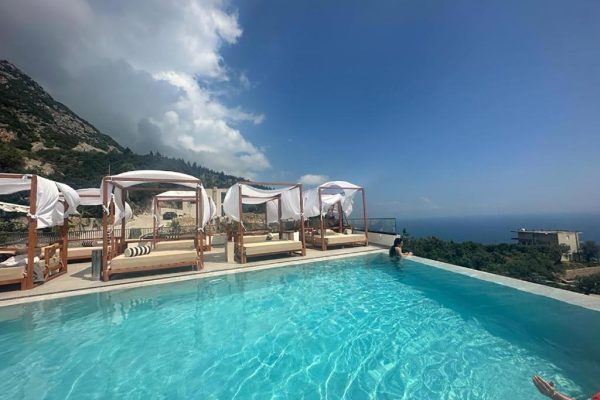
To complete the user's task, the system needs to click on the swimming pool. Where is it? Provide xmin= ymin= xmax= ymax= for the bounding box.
xmin=0 ymin=254 xmax=598 ymax=399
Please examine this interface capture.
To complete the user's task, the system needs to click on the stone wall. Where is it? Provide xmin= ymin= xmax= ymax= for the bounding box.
xmin=564 ymin=266 xmax=600 ymax=280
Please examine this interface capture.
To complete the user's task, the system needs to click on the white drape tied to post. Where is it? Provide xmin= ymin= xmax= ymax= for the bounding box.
xmin=57 ymin=182 xmax=80 ymax=217
xmin=303 ymin=181 xmax=361 ymax=218
xmin=223 ymin=183 xmax=302 ymax=224
xmin=77 ymin=188 xmax=133 ymax=223
xmin=0 ymin=175 xmax=80 ymax=228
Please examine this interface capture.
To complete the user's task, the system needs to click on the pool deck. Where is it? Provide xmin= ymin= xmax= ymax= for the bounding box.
xmin=0 ymin=245 xmax=383 ymax=305
xmin=1 ymin=245 xmax=599 ymax=312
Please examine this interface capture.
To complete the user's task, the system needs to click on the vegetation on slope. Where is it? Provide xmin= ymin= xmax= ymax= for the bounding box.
xmin=0 ymin=60 xmax=243 ymax=190
xmin=401 ymin=231 xmax=600 ymax=295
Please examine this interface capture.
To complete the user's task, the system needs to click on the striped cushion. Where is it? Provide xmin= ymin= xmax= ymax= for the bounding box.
xmin=81 ymin=240 xmax=95 ymax=247
xmin=125 ymin=245 xmax=152 ymax=257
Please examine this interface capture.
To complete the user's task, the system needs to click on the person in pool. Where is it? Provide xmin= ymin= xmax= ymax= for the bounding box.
xmin=389 ymin=237 xmax=413 ymax=258
xmin=532 ymin=375 xmax=600 ymax=400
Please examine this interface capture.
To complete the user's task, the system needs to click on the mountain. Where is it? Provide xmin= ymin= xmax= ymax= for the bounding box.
xmin=0 ymin=60 xmax=242 ymax=189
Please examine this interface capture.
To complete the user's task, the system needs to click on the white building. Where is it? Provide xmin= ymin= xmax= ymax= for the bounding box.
xmin=512 ymin=229 xmax=581 ymax=261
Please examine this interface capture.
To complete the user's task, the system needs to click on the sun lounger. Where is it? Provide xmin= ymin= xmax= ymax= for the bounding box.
xmin=237 ymin=238 xmax=303 ymax=263
xmin=0 ymin=264 xmax=27 ymax=290
xmin=107 ymin=249 xmax=200 ymax=278
xmin=312 ymin=231 xmax=367 ymax=250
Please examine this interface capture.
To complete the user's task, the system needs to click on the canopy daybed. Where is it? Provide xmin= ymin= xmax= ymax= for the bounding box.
xmin=0 ymin=173 xmax=79 ymax=290
xmin=223 ymin=182 xmax=306 ymax=263
xmin=152 ymin=190 xmax=217 ymax=251
xmin=64 ymin=188 xmax=133 ymax=263
xmin=101 ymin=170 xmax=210 ymax=281
xmin=303 ymin=181 xmax=368 ymax=250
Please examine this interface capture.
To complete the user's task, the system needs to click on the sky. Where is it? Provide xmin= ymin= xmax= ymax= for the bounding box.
xmin=0 ymin=0 xmax=599 ymax=218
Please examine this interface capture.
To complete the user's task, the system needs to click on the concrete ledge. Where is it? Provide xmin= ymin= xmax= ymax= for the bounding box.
xmin=411 ymin=255 xmax=600 ymax=312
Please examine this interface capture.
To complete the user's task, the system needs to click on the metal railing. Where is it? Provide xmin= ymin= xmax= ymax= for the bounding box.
xmin=0 ymin=228 xmax=155 ymax=246
xmin=348 ymin=218 xmax=397 ymax=235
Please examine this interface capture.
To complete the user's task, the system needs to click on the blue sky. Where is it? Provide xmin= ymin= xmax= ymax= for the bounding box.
xmin=222 ymin=0 xmax=600 ymax=217
xmin=0 ymin=0 xmax=599 ymax=218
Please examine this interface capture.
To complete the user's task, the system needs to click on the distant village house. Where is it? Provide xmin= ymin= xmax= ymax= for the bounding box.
xmin=512 ymin=229 xmax=581 ymax=261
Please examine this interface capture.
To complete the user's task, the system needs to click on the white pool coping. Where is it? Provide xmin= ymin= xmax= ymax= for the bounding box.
xmin=1 ymin=250 xmax=599 ymax=312
xmin=412 ymin=255 xmax=600 ymax=312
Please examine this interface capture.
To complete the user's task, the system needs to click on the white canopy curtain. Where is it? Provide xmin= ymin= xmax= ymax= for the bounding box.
xmin=0 ymin=174 xmax=80 ymax=229
xmin=223 ymin=183 xmax=303 ymax=224
xmin=0 ymin=173 xmax=80 ymax=290
xmin=152 ymin=190 xmax=216 ymax=228
xmin=100 ymin=170 xmax=210 ymax=228
xmin=303 ymin=180 xmax=362 ymax=218
xmin=76 ymin=188 xmax=133 ymax=222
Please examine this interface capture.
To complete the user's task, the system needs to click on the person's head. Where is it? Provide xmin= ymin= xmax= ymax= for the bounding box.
xmin=393 ymin=237 xmax=403 ymax=247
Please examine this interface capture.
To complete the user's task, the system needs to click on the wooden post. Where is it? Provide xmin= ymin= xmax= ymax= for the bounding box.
xmin=120 ymin=189 xmax=127 ymax=253
xmin=26 ymin=175 xmax=38 ymax=289
xmin=152 ymin=196 xmax=157 ymax=247
xmin=60 ymin=213 xmax=68 ymax=274
xmin=196 ymin=186 xmax=204 ymax=270
xmin=362 ymin=188 xmax=368 ymax=245
xmin=298 ymin=184 xmax=306 ymax=256
xmin=238 ymin=184 xmax=245 ymax=263
xmin=101 ymin=177 xmax=109 ymax=281
xmin=338 ymin=201 xmax=343 ymax=233
xmin=277 ymin=194 xmax=283 ymax=240
xmin=318 ymin=187 xmax=326 ymax=251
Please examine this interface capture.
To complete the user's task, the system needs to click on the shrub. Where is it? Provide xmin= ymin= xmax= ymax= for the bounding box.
xmin=576 ymin=274 xmax=600 ymax=295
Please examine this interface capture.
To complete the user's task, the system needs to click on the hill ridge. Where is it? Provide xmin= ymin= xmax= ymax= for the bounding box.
xmin=0 ymin=60 xmax=243 ymax=188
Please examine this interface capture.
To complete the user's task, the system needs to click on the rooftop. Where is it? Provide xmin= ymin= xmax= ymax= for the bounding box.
xmin=511 ymin=229 xmax=581 ymax=234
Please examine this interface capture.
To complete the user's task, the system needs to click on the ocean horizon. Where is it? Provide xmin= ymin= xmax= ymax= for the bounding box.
xmin=395 ymin=212 xmax=600 ymax=244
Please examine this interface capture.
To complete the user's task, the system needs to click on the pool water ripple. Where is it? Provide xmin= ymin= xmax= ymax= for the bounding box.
xmin=1 ymin=254 xmax=599 ymax=399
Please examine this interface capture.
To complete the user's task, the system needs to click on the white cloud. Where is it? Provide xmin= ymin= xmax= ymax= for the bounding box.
xmin=299 ymin=174 xmax=329 ymax=186
xmin=419 ymin=196 xmax=441 ymax=210
xmin=0 ymin=0 xmax=268 ymax=177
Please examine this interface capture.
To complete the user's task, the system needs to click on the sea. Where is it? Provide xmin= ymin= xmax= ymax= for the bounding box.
xmin=395 ymin=212 xmax=600 ymax=244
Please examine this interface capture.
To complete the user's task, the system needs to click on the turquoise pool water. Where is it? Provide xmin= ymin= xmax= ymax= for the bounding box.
xmin=0 ymin=255 xmax=599 ymax=399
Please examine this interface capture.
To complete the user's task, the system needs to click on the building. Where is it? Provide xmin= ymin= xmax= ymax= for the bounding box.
xmin=512 ymin=229 xmax=581 ymax=261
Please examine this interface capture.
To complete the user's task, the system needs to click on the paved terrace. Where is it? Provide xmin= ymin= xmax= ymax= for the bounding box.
xmin=0 ymin=244 xmax=386 ymax=304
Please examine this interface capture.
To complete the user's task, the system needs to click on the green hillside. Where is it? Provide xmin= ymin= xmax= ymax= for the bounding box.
xmin=0 ymin=60 xmax=242 ymax=189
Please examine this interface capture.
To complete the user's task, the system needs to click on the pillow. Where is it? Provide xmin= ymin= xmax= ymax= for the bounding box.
xmin=266 ymin=232 xmax=273 ymax=241
xmin=343 ymin=229 xmax=352 ymax=235
xmin=125 ymin=245 xmax=151 ymax=257
xmin=0 ymin=255 xmax=37 ymax=268
xmin=81 ymin=240 xmax=95 ymax=247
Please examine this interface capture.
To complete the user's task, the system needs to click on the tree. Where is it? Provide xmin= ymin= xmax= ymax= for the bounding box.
xmin=0 ymin=143 xmax=24 ymax=171
xmin=580 ymin=241 xmax=600 ymax=263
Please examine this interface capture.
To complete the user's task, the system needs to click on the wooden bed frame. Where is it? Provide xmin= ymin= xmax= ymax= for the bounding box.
xmin=233 ymin=182 xmax=306 ymax=264
xmin=310 ymin=229 xmax=368 ymax=250
xmin=101 ymin=173 xmax=207 ymax=281
xmin=312 ymin=185 xmax=369 ymax=251
xmin=0 ymin=174 xmax=71 ymax=290
xmin=234 ymin=234 xmax=304 ymax=263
